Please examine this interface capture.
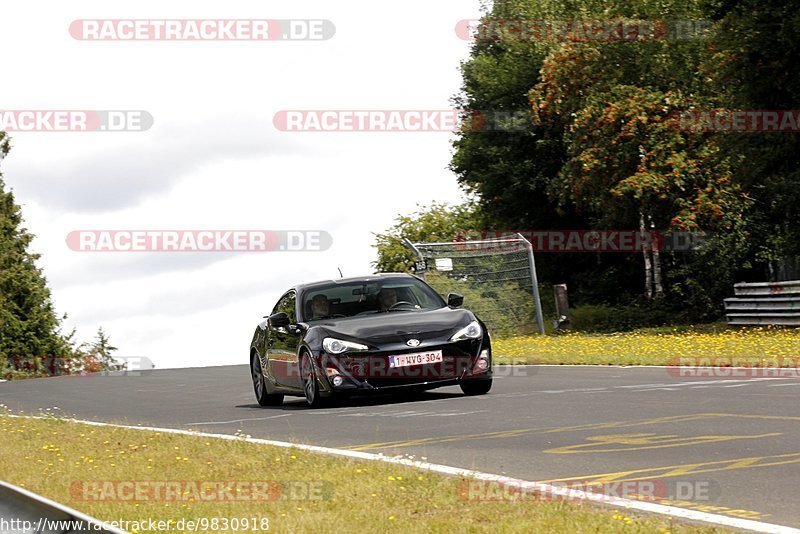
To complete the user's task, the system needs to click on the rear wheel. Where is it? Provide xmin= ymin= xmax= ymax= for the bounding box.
xmin=300 ymin=352 xmax=326 ymax=408
xmin=252 ymin=354 xmax=284 ymax=406
xmin=460 ymin=379 xmax=492 ymax=396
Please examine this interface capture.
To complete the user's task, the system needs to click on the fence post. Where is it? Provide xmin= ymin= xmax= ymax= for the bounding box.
xmin=517 ymin=233 xmax=545 ymax=334
xmin=553 ymin=283 xmax=570 ymax=330
xmin=401 ymin=238 xmax=426 ymax=281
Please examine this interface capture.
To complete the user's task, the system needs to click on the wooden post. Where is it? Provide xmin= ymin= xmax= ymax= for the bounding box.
xmin=553 ymin=284 xmax=570 ymax=330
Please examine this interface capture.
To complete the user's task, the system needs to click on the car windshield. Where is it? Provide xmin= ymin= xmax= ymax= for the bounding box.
xmin=301 ymin=278 xmax=446 ymax=321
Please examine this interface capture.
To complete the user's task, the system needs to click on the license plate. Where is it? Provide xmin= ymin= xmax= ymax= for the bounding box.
xmin=389 ymin=350 xmax=443 ymax=368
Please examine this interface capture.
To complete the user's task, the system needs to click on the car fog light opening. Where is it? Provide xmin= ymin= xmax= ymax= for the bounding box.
xmin=474 ymin=349 xmax=490 ymax=373
xmin=332 ymin=376 xmax=344 ymax=387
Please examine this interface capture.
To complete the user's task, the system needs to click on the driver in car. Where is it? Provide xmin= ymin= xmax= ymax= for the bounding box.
xmin=311 ymin=294 xmax=330 ymax=318
xmin=378 ymin=288 xmax=398 ymax=310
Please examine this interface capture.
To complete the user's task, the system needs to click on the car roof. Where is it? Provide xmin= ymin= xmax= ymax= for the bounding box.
xmin=293 ymin=273 xmax=416 ymax=292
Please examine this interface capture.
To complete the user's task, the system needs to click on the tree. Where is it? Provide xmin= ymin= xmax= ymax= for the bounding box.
xmin=451 ymin=0 xmax=724 ymax=306
xmin=533 ymin=77 xmax=747 ymax=297
xmin=78 ymin=327 xmax=122 ymax=373
xmin=0 ymin=133 xmax=76 ymax=375
xmin=452 ymin=0 xmax=765 ymax=314
xmin=0 ymin=134 xmax=118 ymax=378
xmin=451 ymin=0 xmax=572 ymax=231
xmin=372 ymin=201 xmax=482 ymax=273
xmin=703 ymin=0 xmax=800 ymax=275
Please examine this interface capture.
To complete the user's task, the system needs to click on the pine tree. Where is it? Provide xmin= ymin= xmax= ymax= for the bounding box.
xmin=81 ymin=327 xmax=122 ymax=373
xmin=0 ymin=133 xmax=76 ymax=378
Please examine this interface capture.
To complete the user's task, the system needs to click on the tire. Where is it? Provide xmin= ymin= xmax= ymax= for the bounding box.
xmin=460 ymin=379 xmax=492 ymax=396
xmin=300 ymin=352 xmax=327 ymax=408
xmin=252 ymin=354 xmax=284 ymax=406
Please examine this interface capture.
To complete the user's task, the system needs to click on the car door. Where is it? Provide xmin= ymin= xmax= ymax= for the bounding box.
xmin=266 ymin=290 xmax=303 ymax=390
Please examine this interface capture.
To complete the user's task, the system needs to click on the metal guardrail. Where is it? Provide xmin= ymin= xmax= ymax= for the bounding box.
xmin=724 ymin=281 xmax=800 ymax=326
xmin=730 ymin=280 xmax=800 ymax=297
xmin=0 ymin=480 xmax=126 ymax=533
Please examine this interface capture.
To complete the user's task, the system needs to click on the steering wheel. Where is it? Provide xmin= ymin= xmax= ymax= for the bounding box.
xmin=389 ymin=301 xmax=415 ymax=310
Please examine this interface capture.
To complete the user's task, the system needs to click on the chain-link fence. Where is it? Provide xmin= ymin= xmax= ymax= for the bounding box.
xmin=404 ymin=235 xmax=544 ymax=337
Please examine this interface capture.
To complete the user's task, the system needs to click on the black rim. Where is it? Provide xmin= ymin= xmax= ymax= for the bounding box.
xmin=302 ymin=354 xmax=316 ymax=404
xmin=252 ymin=357 xmax=264 ymax=398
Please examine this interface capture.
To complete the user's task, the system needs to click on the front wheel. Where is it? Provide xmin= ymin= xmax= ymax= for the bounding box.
xmin=252 ymin=354 xmax=284 ymax=406
xmin=300 ymin=352 xmax=327 ymax=408
xmin=460 ymin=379 xmax=492 ymax=396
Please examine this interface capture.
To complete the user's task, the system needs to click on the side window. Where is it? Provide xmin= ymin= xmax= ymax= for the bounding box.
xmin=271 ymin=296 xmax=283 ymax=315
xmin=272 ymin=291 xmax=297 ymax=322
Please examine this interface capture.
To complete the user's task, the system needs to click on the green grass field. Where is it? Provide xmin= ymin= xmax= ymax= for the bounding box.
xmin=0 ymin=414 xmax=723 ymax=533
xmin=492 ymin=325 xmax=800 ymax=366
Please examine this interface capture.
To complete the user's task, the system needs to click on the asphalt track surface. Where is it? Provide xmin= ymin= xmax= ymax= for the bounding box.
xmin=2 ymin=365 xmax=800 ymax=529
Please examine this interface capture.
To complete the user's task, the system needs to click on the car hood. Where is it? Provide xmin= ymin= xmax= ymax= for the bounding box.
xmin=309 ymin=307 xmax=476 ymax=345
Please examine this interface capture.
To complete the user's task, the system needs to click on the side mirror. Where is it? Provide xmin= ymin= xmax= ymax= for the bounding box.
xmin=447 ymin=293 xmax=464 ymax=308
xmin=268 ymin=312 xmax=291 ymax=327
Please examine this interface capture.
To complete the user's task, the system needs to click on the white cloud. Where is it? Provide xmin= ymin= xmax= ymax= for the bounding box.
xmin=7 ymin=117 xmax=301 ymax=212
xmin=1 ymin=0 xmax=482 ymax=368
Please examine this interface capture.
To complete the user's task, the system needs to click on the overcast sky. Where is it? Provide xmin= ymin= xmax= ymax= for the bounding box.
xmin=1 ymin=1 xmax=483 ymax=368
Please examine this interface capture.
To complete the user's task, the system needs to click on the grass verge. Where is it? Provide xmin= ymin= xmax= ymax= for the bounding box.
xmin=493 ymin=325 xmax=800 ymax=365
xmin=0 ymin=413 xmax=722 ymax=533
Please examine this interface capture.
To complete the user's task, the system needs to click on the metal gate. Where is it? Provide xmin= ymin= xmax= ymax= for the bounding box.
xmin=403 ymin=233 xmax=545 ymax=336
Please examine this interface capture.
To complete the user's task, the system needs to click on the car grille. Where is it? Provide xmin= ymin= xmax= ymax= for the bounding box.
xmin=331 ymin=343 xmax=476 ymax=388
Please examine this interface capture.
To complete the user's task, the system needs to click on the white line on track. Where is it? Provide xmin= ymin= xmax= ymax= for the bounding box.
xmin=335 ymin=409 xmax=488 ymax=418
xmin=186 ymin=414 xmax=291 ymax=426
xmin=6 ymin=414 xmax=799 ymax=534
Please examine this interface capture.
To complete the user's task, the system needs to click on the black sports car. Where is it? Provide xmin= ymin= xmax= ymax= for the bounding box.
xmin=249 ymin=273 xmax=492 ymax=407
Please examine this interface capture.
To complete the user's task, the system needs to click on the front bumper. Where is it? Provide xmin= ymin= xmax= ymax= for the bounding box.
xmin=314 ymin=339 xmax=491 ymax=394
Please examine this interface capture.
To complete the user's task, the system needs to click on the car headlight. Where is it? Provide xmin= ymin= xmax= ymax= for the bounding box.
xmin=450 ymin=320 xmax=482 ymax=341
xmin=322 ymin=337 xmax=368 ymax=354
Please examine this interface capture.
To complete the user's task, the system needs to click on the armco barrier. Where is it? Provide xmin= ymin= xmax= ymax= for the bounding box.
xmin=724 ymin=281 xmax=800 ymax=326
xmin=0 ymin=480 xmax=125 ymax=533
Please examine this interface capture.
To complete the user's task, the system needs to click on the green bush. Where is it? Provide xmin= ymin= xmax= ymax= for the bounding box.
xmin=569 ymin=302 xmax=674 ymax=333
